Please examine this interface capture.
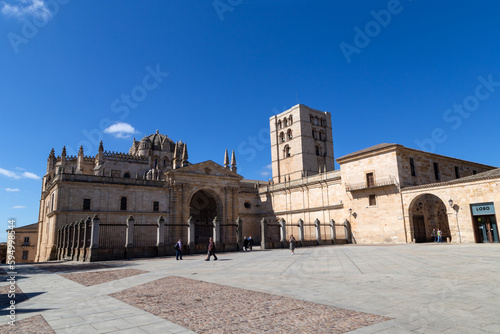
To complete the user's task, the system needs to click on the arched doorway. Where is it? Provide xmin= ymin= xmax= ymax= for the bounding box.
xmin=189 ymin=190 xmax=222 ymax=245
xmin=409 ymin=194 xmax=451 ymax=243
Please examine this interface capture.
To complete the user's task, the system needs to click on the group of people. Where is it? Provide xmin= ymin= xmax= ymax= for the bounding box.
xmin=174 ymin=233 xmax=299 ymax=262
xmin=431 ymin=228 xmax=443 ymax=243
xmin=243 ymin=235 xmax=254 ymax=251
xmin=174 ymin=238 xmax=218 ymax=261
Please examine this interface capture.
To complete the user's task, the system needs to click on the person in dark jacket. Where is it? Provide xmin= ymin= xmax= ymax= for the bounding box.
xmin=247 ymin=235 xmax=254 ymax=251
xmin=243 ymin=236 xmax=249 ymax=251
xmin=175 ymin=239 xmax=183 ymax=260
xmin=205 ymin=237 xmax=218 ymax=261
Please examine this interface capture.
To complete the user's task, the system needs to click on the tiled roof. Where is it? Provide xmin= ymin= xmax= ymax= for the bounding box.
xmin=403 ymin=168 xmax=500 ymax=191
xmin=12 ymin=223 xmax=38 ymax=231
xmin=336 ymin=143 xmax=399 ymax=161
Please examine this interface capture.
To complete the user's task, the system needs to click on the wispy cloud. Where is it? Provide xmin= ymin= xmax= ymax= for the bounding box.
xmin=5 ymin=188 xmax=20 ymax=192
xmin=1 ymin=0 xmax=52 ymax=20
xmin=13 ymin=205 xmax=26 ymax=209
xmin=104 ymin=122 xmax=139 ymax=139
xmin=259 ymin=164 xmax=273 ymax=177
xmin=0 ymin=167 xmax=41 ymax=180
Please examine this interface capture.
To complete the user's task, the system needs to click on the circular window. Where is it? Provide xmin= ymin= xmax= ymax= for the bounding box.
xmin=244 ymin=202 xmax=251 ymax=209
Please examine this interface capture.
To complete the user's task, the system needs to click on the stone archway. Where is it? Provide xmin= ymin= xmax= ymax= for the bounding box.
xmin=409 ymin=194 xmax=451 ymax=243
xmin=189 ymin=189 xmax=223 ymax=245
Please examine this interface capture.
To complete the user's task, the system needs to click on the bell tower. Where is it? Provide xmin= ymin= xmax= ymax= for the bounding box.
xmin=270 ymin=104 xmax=335 ymax=183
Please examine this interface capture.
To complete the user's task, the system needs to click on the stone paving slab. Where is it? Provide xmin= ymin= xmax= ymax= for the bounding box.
xmin=0 ymin=243 xmax=498 ymax=333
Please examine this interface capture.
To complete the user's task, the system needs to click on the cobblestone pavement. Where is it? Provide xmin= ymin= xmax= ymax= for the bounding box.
xmin=0 ymin=243 xmax=499 ymax=333
xmin=61 ymin=269 xmax=148 ymax=287
xmin=111 ymin=276 xmax=390 ymax=333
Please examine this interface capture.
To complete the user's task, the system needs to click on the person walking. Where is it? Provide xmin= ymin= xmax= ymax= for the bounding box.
xmin=175 ymin=239 xmax=183 ymax=260
xmin=243 ymin=236 xmax=249 ymax=251
xmin=431 ymin=229 xmax=437 ymax=242
xmin=437 ymin=229 xmax=443 ymax=243
xmin=248 ymin=235 xmax=254 ymax=251
xmin=205 ymin=237 xmax=218 ymax=261
xmin=289 ymin=234 xmax=296 ymax=255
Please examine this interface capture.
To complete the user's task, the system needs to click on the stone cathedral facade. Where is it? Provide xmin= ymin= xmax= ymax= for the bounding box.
xmin=36 ymin=104 xmax=500 ymax=262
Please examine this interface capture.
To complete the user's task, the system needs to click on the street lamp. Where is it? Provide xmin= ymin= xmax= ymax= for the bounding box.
xmin=448 ymin=199 xmax=461 ymax=243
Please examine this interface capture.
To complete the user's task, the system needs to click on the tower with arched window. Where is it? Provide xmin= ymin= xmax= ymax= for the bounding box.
xmin=269 ymin=104 xmax=335 ymax=183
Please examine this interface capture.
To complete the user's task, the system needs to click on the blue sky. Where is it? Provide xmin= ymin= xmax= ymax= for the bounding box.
xmin=1 ymin=0 xmax=500 ymax=241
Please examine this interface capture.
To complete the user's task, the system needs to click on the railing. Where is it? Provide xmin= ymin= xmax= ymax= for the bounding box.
xmin=259 ymin=170 xmax=341 ymax=193
xmin=345 ymin=176 xmax=399 ymax=192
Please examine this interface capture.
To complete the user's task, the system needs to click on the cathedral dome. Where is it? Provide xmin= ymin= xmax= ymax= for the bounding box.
xmin=136 ymin=131 xmax=176 ymax=152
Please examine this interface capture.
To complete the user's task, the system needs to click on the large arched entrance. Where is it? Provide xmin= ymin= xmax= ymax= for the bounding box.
xmin=409 ymin=194 xmax=451 ymax=243
xmin=189 ymin=190 xmax=222 ymax=245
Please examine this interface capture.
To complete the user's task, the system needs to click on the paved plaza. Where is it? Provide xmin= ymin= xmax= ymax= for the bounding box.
xmin=1 ymin=243 xmax=500 ymax=333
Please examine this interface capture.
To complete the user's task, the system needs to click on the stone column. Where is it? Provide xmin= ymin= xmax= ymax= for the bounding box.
xmin=329 ymin=219 xmax=336 ymax=244
xmin=260 ymin=218 xmax=268 ymax=250
xmin=236 ymin=217 xmax=243 ymax=250
xmin=157 ymin=216 xmax=165 ymax=256
xmin=314 ymin=218 xmax=321 ymax=245
xmin=56 ymin=228 xmax=61 ymax=260
xmin=212 ymin=216 xmax=220 ymax=245
xmin=89 ymin=215 xmax=100 ymax=261
xmin=298 ymin=218 xmax=305 ymax=244
xmin=126 ymin=216 xmax=135 ymax=248
xmin=279 ymin=218 xmax=287 ymax=244
xmin=344 ymin=219 xmax=351 ymax=243
xmin=70 ymin=222 xmax=77 ymax=260
xmin=188 ymin=216 xmax=196 ymax=251
xmin=75 ymin=219 xmax=82 ymax=261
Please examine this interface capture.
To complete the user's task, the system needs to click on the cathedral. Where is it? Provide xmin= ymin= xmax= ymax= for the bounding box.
xmin=35 ymin=104 xmax=500 ymax=262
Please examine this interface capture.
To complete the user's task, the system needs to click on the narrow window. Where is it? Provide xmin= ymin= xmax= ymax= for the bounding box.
xmin=51 ymin=193 xmax=55 ymax=211
xmin=287 ymin=129 xmax=293 ymax=140
xmin=22 ymin=251 xmax=28 ymax=260
xmin=433 ymin=162 xmax=440 ymax=180
xmin=278 ymin=120 xmax=282 ymax=129
xmin=283 ymin=118 xmax=288 ymax=127
xmin=410 ymin=158 xmax=416 ymax=177
xmin=369 ymin=195 xmax=377 ymax=206
xmin=163 ymin=159 xmax=166 ymax=166
xmin=312 ymin=129 xmax=317 ymax=139
xmin=289 ymin=115 xmax=293 ymax=125
xmin=284 ymin=145 xmax=291 ymax=158
xmin=83 ymin=198 xmax=91 ymax=210
xmin=366 ymin=173 xmax=375 ymax=187
xmin=153 ymin=201 xmax=159 ymax=212
xmin=473 ymin=170 xmax=477 ymax=175
xmin=154 ymin=159 xmax=158 ymax=168
xmin=279 ymin=132 xmax=285 ymax=142
xmin=315 ymin=145 xmax=321 ymax=156
xmin=123 ymin=172 xmax=130 ymax=178
xmin=24 ymin=237 xmax=30 ymax=245
xmin=454 ymin=166 xmax=460 ymax=179
xmin=120 ymin=197 xmax=127 ymax=211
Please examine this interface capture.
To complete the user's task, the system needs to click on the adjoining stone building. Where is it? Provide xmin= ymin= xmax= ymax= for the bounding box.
xmin=35 ymin=104 xmax=499 ymax=262
xmin=6 ymin=223 xmax=38 ymax=263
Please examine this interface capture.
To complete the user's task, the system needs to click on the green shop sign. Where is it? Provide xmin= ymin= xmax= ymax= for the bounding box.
xmin=471 ymin=202 xmax=495 ymax=216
